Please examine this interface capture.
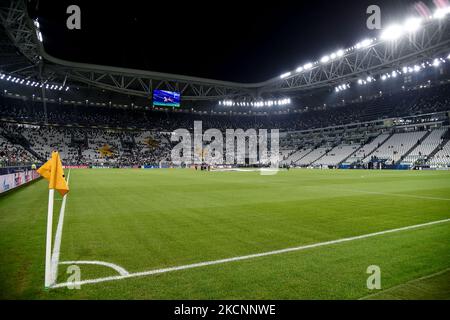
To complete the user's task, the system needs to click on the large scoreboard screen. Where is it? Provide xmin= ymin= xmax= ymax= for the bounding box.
xmin=153 ymin=90 xmax=181 ymax=108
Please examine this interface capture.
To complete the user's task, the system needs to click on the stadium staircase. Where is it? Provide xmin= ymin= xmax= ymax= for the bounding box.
xmin=1 ymin=131 xmax=44 ymax=162
xmin=71 ymin=134 xmax=88 ymax=160
xmin=338 ymin=145 xmax=362 ymax=166
xmin=292 ymin=149 xmax=314 ymax=165
xmin=427 ymin=128 xmax=450 ymax=162
xmin=120 ymin=135 xmax=135 ymax=154
xmin=397 ymin=130 xmax=432 ymax=165
xmin=308 ymin=146 xmax=332 ymax=166
xmin=346 ymin=132 xmax=393 ymax=165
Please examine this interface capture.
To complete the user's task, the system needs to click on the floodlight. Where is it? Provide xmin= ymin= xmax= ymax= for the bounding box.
xmin=358 ymin=79 xmax=363 ymax=85
xmin=356 ymin=39 xmax=372 ymax=49
xmin=336 ymin=49 xmax=345 ymax=57
xmin=320 ymin=55 xmax=330 ymax=63
xmin=404 ymin=17 xmax=422 ymax=32
xmin=303 ymin=63 xmax=313 ymax=70
xmin=392 ymin=71 xmax=398 ymax=78
xmin=434 ymin=7 xmax=450 ymax=19
xmin=413 ymin=65 xmax=421 ymax=72
xmin=433 ymin=58 xmax=441 ymax=67
xmin=381 ymin=24 xmax=404 ymax=40
xmin=280 ymin=72 xmax=291 ymax=79
xmin=296 ymin=66 xmax=304 ymax=72
xmin=330 ymin=53 xmax=337 ymax=60
xmin=36 ymin=31 xmax=43 ymax=42
xmin=381 ymin=75 xmax=387 ymax=81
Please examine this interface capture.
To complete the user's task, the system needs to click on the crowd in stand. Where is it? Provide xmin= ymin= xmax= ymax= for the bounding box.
xmin=0 ymin=121 xmax=174 ymax=167
xmin=0 ymin=135 xmax=37 ymax=167
xmin=0 ymin=82 xmax=449 ymax=167
xmin=1 ymin=83 xmax=450 ymax=133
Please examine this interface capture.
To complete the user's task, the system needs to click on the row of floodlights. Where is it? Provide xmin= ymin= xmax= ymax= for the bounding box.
xmin=219 ymin=98 xmax=291 ymax=107
xmin=335 ymin=84 xmax=351 ymax=93
xmin=279 ymin=5 xmax=450 ymax=80
xmin=34 ymin=20 xmax=43 ymax=42
xmin=380 ymin=57 xmax=447 ymax=80
xmin=351 ymin=54 xmax=449 ymax=87
xmin=0 ymin=73 xmax=69 ymax=91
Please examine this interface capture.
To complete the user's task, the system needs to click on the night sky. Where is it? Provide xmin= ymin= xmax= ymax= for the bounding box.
xmin=28 ymin=0 xmax=431 ymax=83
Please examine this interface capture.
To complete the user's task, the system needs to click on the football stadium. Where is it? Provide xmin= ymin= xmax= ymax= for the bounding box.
xmin=0 ymin=0 xmax=450 ymax=305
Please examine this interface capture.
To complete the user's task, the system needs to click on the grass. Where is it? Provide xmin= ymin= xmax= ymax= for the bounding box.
xmin=361 ymin=269 xmax=450 ymax=300
xmin=0 ymin=168 xmax=449 ymax=299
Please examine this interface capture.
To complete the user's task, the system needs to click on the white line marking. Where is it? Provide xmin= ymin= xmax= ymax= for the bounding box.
xmin=59 ymin=260 xmax=129 ymax=276
xmin=338 ymin=188 xmax=450 ymax=201
xmin=50 ymin=169 xmax=71 ymax=285
xmin=51 ymin=218 xmax=450 ymax=289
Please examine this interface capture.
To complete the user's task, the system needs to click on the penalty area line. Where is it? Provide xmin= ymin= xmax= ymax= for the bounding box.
xmin=51 ymin=217 xmax=450 ymax=289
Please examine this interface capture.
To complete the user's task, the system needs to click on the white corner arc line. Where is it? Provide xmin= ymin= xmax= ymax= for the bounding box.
xmin=50 ymin=218 xmax=450 ymax=289
xmin=50 ymin=169 xmax=71 ymax=285
xmin=59 ymin=260 xmax=130 ymax=276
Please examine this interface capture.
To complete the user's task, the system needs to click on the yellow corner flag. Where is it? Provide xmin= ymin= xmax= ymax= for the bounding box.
xmin=37 ymin=151 xmax=69 ymax=196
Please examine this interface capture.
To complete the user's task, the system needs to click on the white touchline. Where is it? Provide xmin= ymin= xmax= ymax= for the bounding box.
xmin=50 ymin=169 xmax=71 ymax=285
xmin=304 ymin=186 xmax=450 ymax=202
xmin=51 ymin=217 xmax=450 ymax=289
xmin=339 ymin=188 xmax=450 ymax=201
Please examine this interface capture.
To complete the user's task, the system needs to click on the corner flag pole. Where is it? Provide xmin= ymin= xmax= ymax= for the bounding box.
xmin=37 ymin=151 xmax=69 ymax=288
xmin=44 ymin=152 xmax=58 ymax=288
xmin=45 ymin=189 xmax=55 ymax=288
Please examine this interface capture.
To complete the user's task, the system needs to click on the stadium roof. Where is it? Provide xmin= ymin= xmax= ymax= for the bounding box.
xmin=1 ymin=0 xmax=450 ymax=101
xmin=28 ymin=0 xmax=416 ymax=83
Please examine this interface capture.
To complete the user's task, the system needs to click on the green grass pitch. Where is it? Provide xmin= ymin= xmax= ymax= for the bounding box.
xmin=0 ymin=168 xmax=449 ymax=299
